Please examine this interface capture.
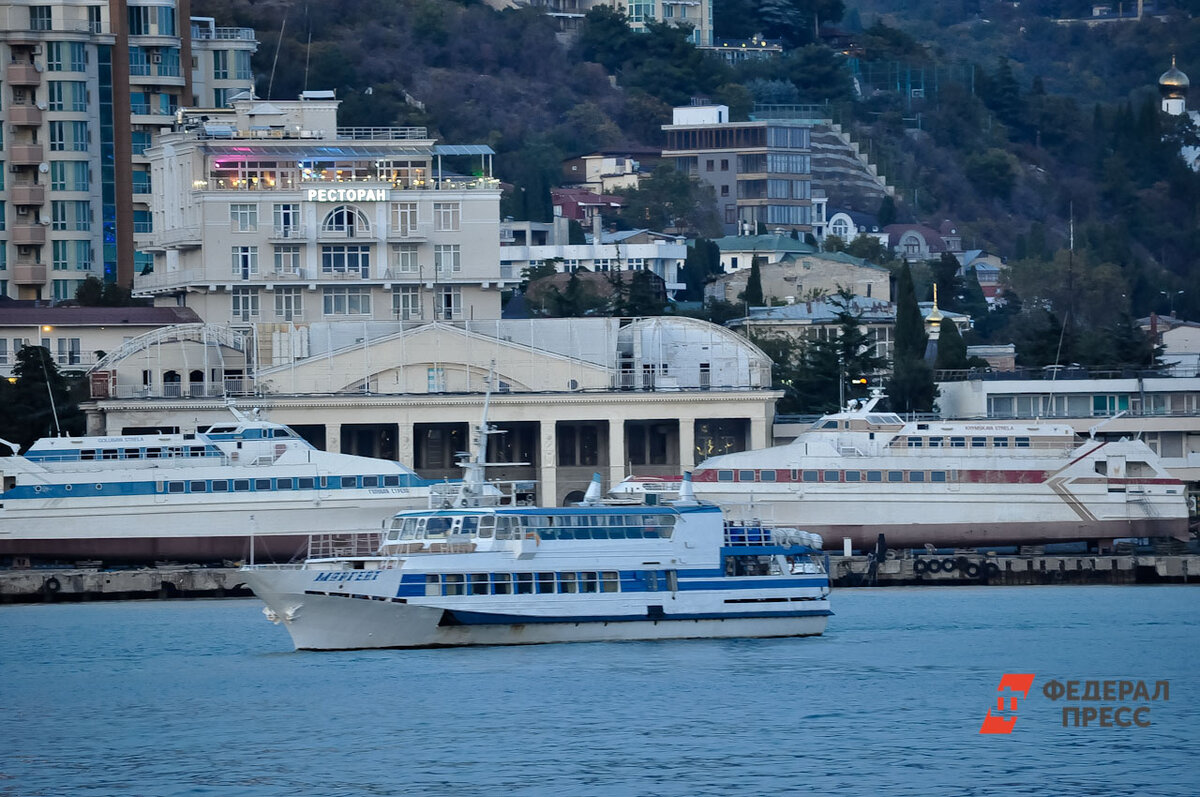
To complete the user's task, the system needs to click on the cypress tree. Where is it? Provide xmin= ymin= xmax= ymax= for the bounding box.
xmin=742 ymin=256 xmax=765 ymax=307
xmin=888 ymin=262 xmax=937 ymax=412
xmin=934 ymin=318 xmax=969 ymax=371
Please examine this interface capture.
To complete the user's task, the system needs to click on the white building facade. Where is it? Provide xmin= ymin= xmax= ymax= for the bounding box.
xmin=136 ymin=94 xmax=511 ymax=359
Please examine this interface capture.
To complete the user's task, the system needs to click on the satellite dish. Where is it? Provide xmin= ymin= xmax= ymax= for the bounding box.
xmin=38 ymin=163 xmax=49 ymax=173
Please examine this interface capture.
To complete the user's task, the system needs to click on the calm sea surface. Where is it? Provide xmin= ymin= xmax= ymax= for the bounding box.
xmin=0 ymin=586 xmax=1196 ymax=797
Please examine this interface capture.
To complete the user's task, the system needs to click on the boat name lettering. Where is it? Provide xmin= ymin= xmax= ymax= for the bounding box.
xmin=312 ymin=571 xmax=381 ymax=582
xmin=963 ymin=425 xmax=1014 ymax=431
xmin=305 ymin=188 xmax=389 ymax=203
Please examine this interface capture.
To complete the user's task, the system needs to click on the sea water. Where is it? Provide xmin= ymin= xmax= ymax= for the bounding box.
xmin=0 ymin=586 xmax=1196 ymax=797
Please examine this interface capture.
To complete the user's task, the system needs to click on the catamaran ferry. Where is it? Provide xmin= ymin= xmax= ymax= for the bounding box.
xmin=611 ymin=392 xmax=1190 ymax=551
xmin=240 ymin=474 xmax=830 ymax=650
xmin=0 ymin=407 xmax=444 ymax=564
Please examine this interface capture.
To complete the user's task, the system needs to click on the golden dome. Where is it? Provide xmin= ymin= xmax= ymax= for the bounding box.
xmin=1160 ymin=56 xmax=1189 ymax=95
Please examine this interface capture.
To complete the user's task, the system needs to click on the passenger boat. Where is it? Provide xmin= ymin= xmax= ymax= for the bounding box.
xmin=240 ymin=420 xmax=831 ymax=650
xmin=611 ymin=391 xmax=1190 ymax=551
xmin=0 ymin=407 xmax=445 ymax=564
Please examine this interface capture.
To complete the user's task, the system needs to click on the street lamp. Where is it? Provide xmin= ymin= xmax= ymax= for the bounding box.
xmin=1160 ymin=290 xmax=1184 ymax=319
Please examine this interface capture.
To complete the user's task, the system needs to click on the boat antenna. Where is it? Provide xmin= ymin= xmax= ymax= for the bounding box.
xmin=0 ymin=437 xmax=20 ymax=455
xmin=452 ymin=362 xmax=526 ymax=507
xmin=35 ymin=345 xmax=61 ymax=436
xmin=1087 ymin=410 xmax=1127 ymax=440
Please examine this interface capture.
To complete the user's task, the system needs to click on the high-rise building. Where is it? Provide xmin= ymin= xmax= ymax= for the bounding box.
xmin=661 ymin=105 xmax=816 ymax=237
xmin=0 ymin=1 xmax=256 ymax=301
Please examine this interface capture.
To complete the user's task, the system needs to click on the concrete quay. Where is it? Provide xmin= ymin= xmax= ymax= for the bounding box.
xmin=0 ymin=567 xmax=253 ymax=604
xmin=830 ymin=553 xmax=1199 ymax=587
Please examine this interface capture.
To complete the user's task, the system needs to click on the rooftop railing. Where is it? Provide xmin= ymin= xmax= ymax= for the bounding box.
xmin=935 ymin=365 xmax=1200 ymax=382
xmin=190 ymin=26 xmax=256 ymax=41
xmin=336 ymin=127 xmax=429 ymax=140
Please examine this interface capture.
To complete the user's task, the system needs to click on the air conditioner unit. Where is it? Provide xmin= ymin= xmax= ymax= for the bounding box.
xmin=36 ymin=101 xmax=47 ymax=110
xmin=16 ymin=206 xmax=29 ymax=216
xmin=31 ymin=45 xmax=43 ymax=55
xmin=150 ymin=53 xmax=162 ymax=64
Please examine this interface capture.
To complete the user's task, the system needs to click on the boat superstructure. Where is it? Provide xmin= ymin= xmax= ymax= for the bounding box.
xmin=240 ymin=473 xmax=831 ymax=650
xmin=611 ymin=393 xmax=1190 ymax=550
xmin=0 ymin=407 xmax=439 ymax=563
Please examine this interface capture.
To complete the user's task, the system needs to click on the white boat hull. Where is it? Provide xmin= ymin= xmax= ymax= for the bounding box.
xmin=244 ymin=578 xmax=830 ymax=650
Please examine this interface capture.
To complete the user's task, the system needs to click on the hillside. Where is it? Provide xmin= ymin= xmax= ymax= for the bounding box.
xmin=193 ymin=0 xmax=1200 ymax=329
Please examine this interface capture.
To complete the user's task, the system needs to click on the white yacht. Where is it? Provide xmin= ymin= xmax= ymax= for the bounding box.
xmin=610 ymin=392 xmax=1190 ymax=551
xmin=0 ymin=407 xmax=441 ymax=564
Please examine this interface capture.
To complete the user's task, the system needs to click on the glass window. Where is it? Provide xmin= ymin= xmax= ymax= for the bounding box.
xmin=433 ymin=202 xmax=460 ymax=231
xmin=30 ymin=6 xmax=52 ymax=30
xmin=230 ymin=203 xmax=257 ymax=232
xmin=436 ymin=285 xmax=461 ymax=320
xmin=274 ymin=245 xmax=301 ymax=274
xmin=321 ymin=205 xmax=369 ymax=236
xmin=802 ymin=470 xmax=819 ymax=482
xmin=738 ymin=470 xmax=755 ymax=482
xmin=231 ymin=246 xmax=258 ymax=277
xmin=930 ymin=471 xmax=947 ymax=482
xmin=433 ymin=244 xmax=460 ymax=275
xmin=392 ymin=286 xmax=421 ymax=320
xmin=274 ymin=287 xmax=302 ymax=320
xmin=971 ymin=437 xmax=987 ymax=448
xmin=558 ymin=572 xmax=577 ymax=593
xmin=323 ymin=287 xmax=371 ymax=316
xmin=392 ymin=202 xmax=418 ymax=236
xmin=391 ymin=243 xmax=419 ymax=273
xmin=231 ymin=287 xmax=259 ymax=320
xmin=321 ymin=245 xmax=371 ymax=276
xmin=887 ymin=471 xmax=905 ymax=482
xmin=909 ymin=471 xmax=925 ymax=482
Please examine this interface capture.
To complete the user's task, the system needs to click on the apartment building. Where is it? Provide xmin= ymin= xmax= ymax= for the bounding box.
xmin=0 ymin=1 xmax=255 ymax=301
xmin=506 ymin=1 xmax=714 ymax=46
xmin=135 ymin=93 xmax=510 ymax=360
xmin=661 ymin=105 xmax=815 ymax=236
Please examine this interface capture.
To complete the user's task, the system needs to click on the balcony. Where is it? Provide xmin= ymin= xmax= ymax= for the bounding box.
xmin=10 ymin=183 xmax=46 ymax=206
xmin=190 ymin=26 xmax=257 ymax=41
xmin=6 ymin=62 xmax=43 ymax=86
xmin=268 ymin=224 xmax=307 ymax=241
xmin=9 ymin=144 xmax=44 ymax=165
xmin=134 ymin=267 xmax=203 ymax=294
xmin=7 ymin=105 xmax=42 ymax=125
xmin=13 ymin=263 xmax=47 ymax=284
xmin=12 ymin=224 xmax=47 ymax=246
xmin=154 ymin=226 xmax=202 ymax=248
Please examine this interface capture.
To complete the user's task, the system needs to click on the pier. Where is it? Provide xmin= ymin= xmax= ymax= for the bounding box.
xmin=0 ymin=567 xmax=252 ymax=604
xmin=829 ymin=552 xmax=1199 ymax=587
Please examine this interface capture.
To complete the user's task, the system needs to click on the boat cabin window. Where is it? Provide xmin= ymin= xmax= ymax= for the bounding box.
xmin=909 ymin=471 xmax=925 ymax=482
xmin=102 ymin=449 xmax=119 ymax=460
xmin=823 ymin=470 xmax=839 ymax=482
xmin=803 ymin=470 xmax=819 ymax=483
xmin=212 ymin=480 xmax=229 ymax=492
xmin=558 ymin=572 xmax=577 ymax=593
xmin=444 ymin=574 xmax=465 ymax=595
xmin=971 ymin=437 xmax=987 ymax=448
xmin=928 ymin=437 xmax=943 ymax=448
xmin=491 ymin=574 xmax=512 ymax=594
xmin=459 ymin=516 xmax=479 ymax=536
xmin=190 ymin=480 xmax=206 ymax=492
xmin=907 ymin=437 xmax=923 ymax=447
xmin=738 ymin=469 xmax=755 ymax=482
xmin=537 ymin=572 xmax=555 ymax=593
xmin=514 ymin=573 xmax=534 ymax=594
xmin=760 ymin=470 xmax=776 ymax=482
xmin=718 ymin=470 xmax=734 ymax=482
xmin=1015 ymin=437 xmax=1031 ymax=448
xmin=844 ymin=471 xmax=861 ymax=482
xmin=271 ymin=429 xmax=291 ymax=438
xmin=145 ymin=447 xmax=163 ymax=458
xmin=888 ymin=471 xmax=904 ymax=482
xmin=362 ymin=476 xmax=378 ymax=488
xmin=579 ymin=572 xmax=599 ymax=593
xmin=477 ymin=516 xmax=495 ymax=538
xmin=867 ymin=471 xmax=882 ymax=482
xmin=949 ymin=437 xmax=965 ymax=448
xmin=299 ymin=477 xmax=315 ymax=489
xmin=341 ymin=476 xmax=357 ymax=488
xmin=277 ymin=478 xmax=294 ymax=490
xmin=425 ymin=516 xmax=453 ymax=539
xmin=930 ymin=471 xmax=947 ymax=482
xmin=233 ymin=479 xmax=250 ymax=492
xmin=817 ymin=420 xmax=838 ymax=429
xmin=81 ymin=449 xmax=96 ymax=460
xmin=469 ymin=574 xmax=488 ymax=595
xmin=255 ymin=479 xmax=272 ymax=491
xmin=383 ymin=475 xmax=400 ymax=487
xmin=167 ymin=481 xmax=186 ymax=493
xmin=994 ymin=437 xmax=1009 ymax=448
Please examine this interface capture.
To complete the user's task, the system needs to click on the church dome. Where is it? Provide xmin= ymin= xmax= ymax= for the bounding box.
xmin=1160 ymin=57 xmax=1189 ymax=97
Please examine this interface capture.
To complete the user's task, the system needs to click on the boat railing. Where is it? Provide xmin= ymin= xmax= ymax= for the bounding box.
xmin=427 ymin=479 xmax=537 ymax=508
xmin=307 ymin=532 xmax=382 ymax=560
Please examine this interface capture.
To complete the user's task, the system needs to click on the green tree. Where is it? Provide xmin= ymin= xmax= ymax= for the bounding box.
xmin=934 ymin=318 xmax=969 ymax=371
xmin=0 ymin=346 xmax=85 ymax=450
xmin=521 ymin=260 xmax=559 ymax=290
xmin=846 ymin=234 xmax=890 ymax=264
xmin=822 ymin=234 xmax=847 ymax=253
xmin=614 ymin=165 xmax=721 ymax=237
xmin=932 ymin=251 xmax=963 ymax=311
xmin=742 ymin=257 xmax=765 ymax=306
xmin=786 ymin=291 xmax=885 ymax=412
xmin=887 ymin=262 xmax=937 ymax=412
xmin=681 ymin=238 xmax=722 ymax=301
xmin=877 ymin=195 xmax=897 ymax=227
xmin=964 ymin=149 xmax=1015 ymax=201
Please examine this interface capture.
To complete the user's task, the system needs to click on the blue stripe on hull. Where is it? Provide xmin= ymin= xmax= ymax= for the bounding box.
xmin=439 ymin=607 xmax=832 ymax=626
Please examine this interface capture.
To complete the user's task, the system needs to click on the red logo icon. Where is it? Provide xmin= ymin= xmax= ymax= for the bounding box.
xmin=980 ymin=673 xmax=1036 ymax=734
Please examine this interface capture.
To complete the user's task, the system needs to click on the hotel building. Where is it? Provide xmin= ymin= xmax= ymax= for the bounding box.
xmin=135 ymin=93 xmax=511 ymax=365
